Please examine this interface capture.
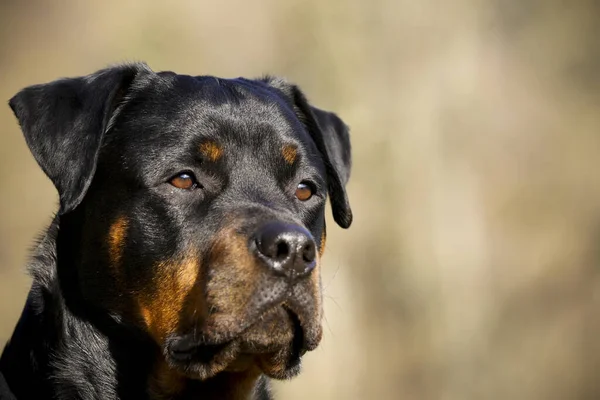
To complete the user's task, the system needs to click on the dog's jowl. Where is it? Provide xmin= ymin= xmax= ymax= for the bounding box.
xmin=0 ymin=63 xmax=352 ymax=400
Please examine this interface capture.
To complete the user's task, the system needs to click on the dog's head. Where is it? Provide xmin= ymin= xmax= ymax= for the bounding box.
xmin=9 ymin=63 xmax=352 ymax=380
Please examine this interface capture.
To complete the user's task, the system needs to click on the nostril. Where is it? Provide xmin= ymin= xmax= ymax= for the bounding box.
xmin=275 ymin=240 xmax=290 ymax=261
xmin=302 ymin=242 xmax=316 ymax=263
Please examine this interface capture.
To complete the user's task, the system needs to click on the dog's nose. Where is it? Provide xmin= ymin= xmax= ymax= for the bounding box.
xmin=254 ymin=222 xmax=317 ymax=281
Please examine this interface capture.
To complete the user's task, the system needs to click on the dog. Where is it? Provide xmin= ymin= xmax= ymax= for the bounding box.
xmin=0 ymin=63 xmax=352 ymax=399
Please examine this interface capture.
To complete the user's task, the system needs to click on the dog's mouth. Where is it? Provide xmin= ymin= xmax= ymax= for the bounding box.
xmin=165 ymin=305 xmax=318 ymax=380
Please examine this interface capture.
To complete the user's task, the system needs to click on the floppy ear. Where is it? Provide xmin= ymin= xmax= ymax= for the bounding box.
xmin=262 ymin=78 xmax=352 ymax=228
xmin=9 ymin=63 xmax=150 ymax=215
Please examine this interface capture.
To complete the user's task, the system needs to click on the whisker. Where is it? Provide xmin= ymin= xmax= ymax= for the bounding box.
xmin=322 ymin=261 xmax=342 ymax=292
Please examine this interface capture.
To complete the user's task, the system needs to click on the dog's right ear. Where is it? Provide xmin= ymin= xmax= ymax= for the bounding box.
xmin=9 ymin=63 xmax=151 ymax=215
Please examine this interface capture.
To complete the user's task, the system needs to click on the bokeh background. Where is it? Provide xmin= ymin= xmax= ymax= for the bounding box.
xmin=1 ymin=1 xmax=600 ymax=399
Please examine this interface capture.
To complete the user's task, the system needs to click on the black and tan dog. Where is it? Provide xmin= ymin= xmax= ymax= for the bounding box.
xmin=0 ymin=63 xmax=352 ymax=399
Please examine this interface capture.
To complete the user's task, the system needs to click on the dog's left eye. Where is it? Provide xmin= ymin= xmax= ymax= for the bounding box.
xmin=169 ymin=172 xmax=199 ymax=190
xmin=295 ymin=182 xmax=315 ymax=201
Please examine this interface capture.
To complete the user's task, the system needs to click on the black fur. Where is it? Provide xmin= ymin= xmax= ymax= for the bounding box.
xmin=0 ymin=63 xmax=352 ymax=399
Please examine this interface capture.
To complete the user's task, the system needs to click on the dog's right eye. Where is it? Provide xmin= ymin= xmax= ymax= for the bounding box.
xmin=169 ymin=172 xmax=199 ymax=190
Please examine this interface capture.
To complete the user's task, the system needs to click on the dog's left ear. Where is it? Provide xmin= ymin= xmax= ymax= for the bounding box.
xmin=9 ymin=63 xmax=151 ymax=215
xmin=262 ymin=78 xmax=352 ymax=228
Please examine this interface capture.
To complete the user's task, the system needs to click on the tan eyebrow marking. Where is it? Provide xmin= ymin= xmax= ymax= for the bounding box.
xmin=108 ymin=216 xmax=128 ymax=268
xmin=281 ymin=144 xmax=298 ymax=165
xmin=199 ymin=141 xmax=223 ymax=162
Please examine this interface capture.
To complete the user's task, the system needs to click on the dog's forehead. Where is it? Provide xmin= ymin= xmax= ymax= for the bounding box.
xmin=104 ymin=73 xmax=322 ymax=182
xmin=121 ymin=74 xmax=309 ymax=147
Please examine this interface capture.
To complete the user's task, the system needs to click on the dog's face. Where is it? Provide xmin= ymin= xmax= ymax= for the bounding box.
xmin=9 ymin=64 xmax=352 ymax=381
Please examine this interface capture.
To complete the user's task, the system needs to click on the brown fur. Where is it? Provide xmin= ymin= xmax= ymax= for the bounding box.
xmin=199 ymin=141 xmax=223 ymax=162
xmin=149 ymin=358 xmax=187 ymax=399
xmin=108 ymin=216 xmax=128 ymax=268
xmin=319 ymin=230 xmax=326 ymax=257
xmin=145 ymin=227 xmax=271 ymax=398
xmin=204 ymin=226 xmax=261 ymax=334
xmin=149 ymin=358 xmax=262 ymax=400
xmin=137 ymin=255 xmax=203 ymax=343
xmin=281 ymin=144 xmax=297 ymax=165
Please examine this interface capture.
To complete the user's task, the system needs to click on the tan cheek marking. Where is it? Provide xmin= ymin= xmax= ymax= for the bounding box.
xmin=108 ymin=217 xmax=128 ymax=268
xmin=200 ymin=141 xmax=223 ymax=161
xmin=319 ymin=230 xmax=327 ymax=257
xmin=281 ymin=145 xmax=297 ymax=165
xmin=140 ymin=306 xmax=153 ymax=328
xmin=138 ymin=255 xmax=201 ymax=343
xmin=206 ymin=228 xmax=258 ymax=329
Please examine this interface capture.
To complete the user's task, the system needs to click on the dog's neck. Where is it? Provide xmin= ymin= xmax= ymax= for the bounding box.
xmin=0 ymin=217 xmax=271 ymax=400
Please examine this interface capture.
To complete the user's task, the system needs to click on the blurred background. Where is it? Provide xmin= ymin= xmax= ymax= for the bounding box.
xmin=1 ymin=1 xmax=600 ymax=399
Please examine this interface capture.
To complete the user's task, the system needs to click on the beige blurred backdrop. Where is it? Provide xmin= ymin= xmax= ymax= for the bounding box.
xmin=1 ymin=1 xmax=600 ymax=399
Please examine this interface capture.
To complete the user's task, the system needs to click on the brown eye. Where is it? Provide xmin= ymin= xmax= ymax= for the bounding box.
xmin=295 ymin=182 xmax=314 ymax=201
xmin=169 ymin=172 xmax=197 ymax=190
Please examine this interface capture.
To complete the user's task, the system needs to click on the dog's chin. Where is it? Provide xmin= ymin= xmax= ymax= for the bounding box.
xmin=164 ymin=306 xmax=322 ymax=381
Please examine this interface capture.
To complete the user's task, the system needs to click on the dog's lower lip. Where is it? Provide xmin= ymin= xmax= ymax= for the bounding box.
xmin=167 ymin=306 xmax=314 ymax=364
xmin=169 ymin=347 xmax=193 ymax=361
xmin=168 ymin=339 xmax=197 ymax=361
xmin=168 ymin=337 xmax=229 ymax=362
